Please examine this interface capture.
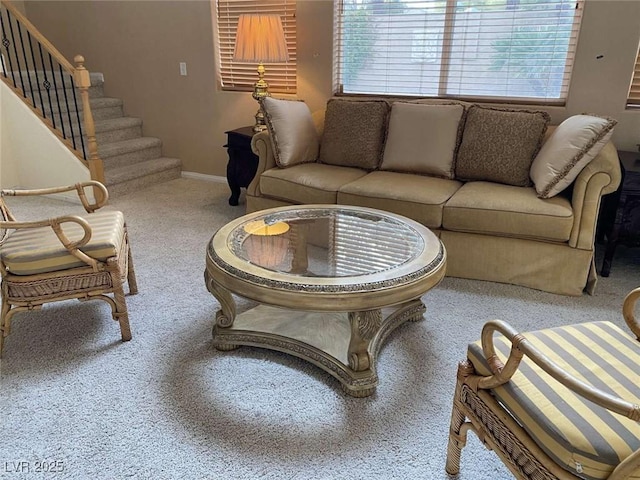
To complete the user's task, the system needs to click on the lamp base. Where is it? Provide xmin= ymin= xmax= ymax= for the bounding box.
xmin=253 ymin=109 xmax=268 ymax=133
xmin=252 ymin=62 xmax=270 ymax=133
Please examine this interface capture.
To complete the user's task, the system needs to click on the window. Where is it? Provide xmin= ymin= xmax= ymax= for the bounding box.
xmin=216 ymin=0 xmax=297 ymax=93
xmin=335 ymin=0 xmax=584 ymax=103
xmin=628 ymin=46 xmax=640 ymax=108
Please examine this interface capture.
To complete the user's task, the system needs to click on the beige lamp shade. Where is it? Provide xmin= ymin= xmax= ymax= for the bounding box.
xmin=233 ymin=14 xmax=289 ymax=63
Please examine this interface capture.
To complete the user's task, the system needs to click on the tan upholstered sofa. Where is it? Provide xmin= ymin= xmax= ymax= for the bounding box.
xmin=246 ymin=97 xmax=621 ymax=296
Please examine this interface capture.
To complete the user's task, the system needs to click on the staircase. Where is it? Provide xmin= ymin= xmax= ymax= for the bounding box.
xmin=1 ymin=1 xmax=181 ymax=196
xmin=82 ymin=73 xmax=182 ymax=196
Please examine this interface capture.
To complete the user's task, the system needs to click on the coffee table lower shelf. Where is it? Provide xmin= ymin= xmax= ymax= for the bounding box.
xmin=212 ymin=301 xmax=426 ymax=397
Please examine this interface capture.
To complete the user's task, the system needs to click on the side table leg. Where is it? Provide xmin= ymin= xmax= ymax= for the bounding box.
xmin=228 ymin=184 xmax=241 ymax=206
xmin=226 ymin=158 xmax=241 ymax=206
xmin=601 ymin=213 xmax=624 ymax=277
xmin=204 ymin=270 xmax=238 ymax=350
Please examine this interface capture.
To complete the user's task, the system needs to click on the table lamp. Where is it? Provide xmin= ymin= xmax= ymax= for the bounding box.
xmin=233 ymin=14 xmax=289 ymax=132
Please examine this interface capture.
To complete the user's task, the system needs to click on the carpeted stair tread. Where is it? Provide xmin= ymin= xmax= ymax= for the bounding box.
xmin=89 ymin=97 xmax=123 ymax=109
xmin=63 ymin=116 xmax=141 ymax=136
xmin=98 ymin=137 xmax=162 ymax=159
xmin=93 ymin=116 xmax=142 ymax=133
xmin=104 ymin=157 xmax=181 ymax=184
xmin=44 ymin=97 xmax=124 ymax=123
xmin=40 ymin=97 xmax=122 ymax=116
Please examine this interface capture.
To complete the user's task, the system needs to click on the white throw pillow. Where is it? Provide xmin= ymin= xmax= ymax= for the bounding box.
xmin=381 ymin=102 xmax=465 ymax=179
xmin=261 ymin=97 xmax=320 ymax=168
xmin=530 ymin=115 xmax=617 ymax=198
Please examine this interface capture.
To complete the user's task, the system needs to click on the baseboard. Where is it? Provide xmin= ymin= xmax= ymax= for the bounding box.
xmin=181 ymin=171 xmax=227 ymax=184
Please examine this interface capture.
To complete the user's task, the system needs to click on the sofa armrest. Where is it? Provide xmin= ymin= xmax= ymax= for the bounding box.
xmin=569 ymin=141 xmax=622 ymax=249
xmin=247 ymin=131 xmax=276 ymax=198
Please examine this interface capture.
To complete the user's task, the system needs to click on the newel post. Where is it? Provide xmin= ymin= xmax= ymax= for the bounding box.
xmin=73 ymin=55 xmax=106 ymax=197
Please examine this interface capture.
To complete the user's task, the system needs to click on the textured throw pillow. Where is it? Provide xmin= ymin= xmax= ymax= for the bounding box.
xmin=530 ymin=114 xmax=617 ymax=198
xmin=455 ymin=105 xmax=550 ymax=186
xmin=381 ymin=102 xmax=465 ymax=179
xmin=261 ymin=96 xmax=319 ymax=168
xmin=318 ymin=99 xmax=389 ymax=170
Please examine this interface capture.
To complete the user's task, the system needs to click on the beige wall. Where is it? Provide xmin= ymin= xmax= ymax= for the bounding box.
xmin=21 ymin=0 xmax=640 ymax=179
xmin=1 ymin=81 xmax=90 ymax=192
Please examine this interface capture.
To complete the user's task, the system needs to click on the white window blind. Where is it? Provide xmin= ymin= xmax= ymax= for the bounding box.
xmin=216 ymin=0 xmax=297 ymax=93
xmin=335 ymin=0 xmax=584 ymax=103
xmin=628 ymin=46 xmax=640 ymax=107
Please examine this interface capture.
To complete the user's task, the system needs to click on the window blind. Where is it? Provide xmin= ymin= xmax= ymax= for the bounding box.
xmin=216 ymin=0 xmax=297 ymax=93
xmin=628 ymin=47 xmax=640 ymax=107
xmin=335 ymin=0 xmax=584 ymax=103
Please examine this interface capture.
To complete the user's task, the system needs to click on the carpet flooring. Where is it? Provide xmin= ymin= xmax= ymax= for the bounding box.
xmin=1 ymin=178 xmax=639 ymax=480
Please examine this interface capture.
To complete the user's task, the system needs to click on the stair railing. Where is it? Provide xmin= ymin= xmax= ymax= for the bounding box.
xmin=0 ymin=0 xmax=105 ymax=185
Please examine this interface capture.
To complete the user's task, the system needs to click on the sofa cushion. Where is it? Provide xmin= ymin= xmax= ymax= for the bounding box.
xmin=380 ymin=102 xmax=465 ymax=179
xmin=319 ymin=99 xmax=389 ymax=170
xmin=261 ymin=97 xmax=319 ymax=168
xmin=338 ymin=171 xmax=463 ymax=229
xmin=467 ymin=321 xmax=640 ymax=480
xmin=530 ymin=115 xmax=617 ymax=198
xmin=260 ymin=163 xmax=368 ymax=205
xmin=443 ymin=181 xmax=573 ymax=241
xmin=455 ymin=105 xmax=550 ymax=186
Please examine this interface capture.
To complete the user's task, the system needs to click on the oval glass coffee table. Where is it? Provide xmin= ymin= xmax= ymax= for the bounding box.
xmin=205 ymin=205 xmax=446 ymax=397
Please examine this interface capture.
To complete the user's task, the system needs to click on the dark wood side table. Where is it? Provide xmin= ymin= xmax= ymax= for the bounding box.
xmin=598 ymin=150 xmax=640 ymax=276
xmin=224 ymin=126 xmax=259 ymax=206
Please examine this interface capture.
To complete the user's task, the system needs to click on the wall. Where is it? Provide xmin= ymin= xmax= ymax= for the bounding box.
xmin=0 ymin=81 xmax=90 ymax=192
xmin=20 ymin=0 xmax=640 ymax=182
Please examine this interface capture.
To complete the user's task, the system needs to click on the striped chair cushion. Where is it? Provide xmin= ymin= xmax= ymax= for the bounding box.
xmin=1 ymin=210 xmax=125 ymax=275
xmin=468 ymin=321 xmax=640 ymax=480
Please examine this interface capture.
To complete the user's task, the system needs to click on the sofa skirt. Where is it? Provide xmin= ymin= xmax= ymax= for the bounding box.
xmin=440 ymin=230 xmax=594 ymax=296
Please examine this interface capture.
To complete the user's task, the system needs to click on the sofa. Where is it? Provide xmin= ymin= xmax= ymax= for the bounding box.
xmin=245 ymin=97 xmax=621 ymax=296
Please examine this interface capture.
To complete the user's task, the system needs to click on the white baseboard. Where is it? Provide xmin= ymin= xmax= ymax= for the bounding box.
xmin=181 ymin=171 xmax=227 ymax=184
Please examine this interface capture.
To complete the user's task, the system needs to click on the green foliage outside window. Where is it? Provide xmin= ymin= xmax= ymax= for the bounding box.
xmin=342 ymin=6 xmax=376 ymax=86
xmin=490 ymin=25 xmax=571 ymax=97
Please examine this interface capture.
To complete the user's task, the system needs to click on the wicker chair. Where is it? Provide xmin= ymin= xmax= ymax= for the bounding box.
xmin=446 ymin=288 xmax=640 ymax=480
xmin=0 ymin=181 xmax=138 ymax=356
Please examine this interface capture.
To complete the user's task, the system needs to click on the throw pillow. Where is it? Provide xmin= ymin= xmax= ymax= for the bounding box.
xmin=455 ymin=105 xmax=551 ymax=187
xmin=318 ymin=99 xmax=390 ymax=170
xmin=381 ymin=102 xmax=465 ymax=179
xmin=530 ymin=114 xmax=617 ymax=198
xmin=261 ymin=96 xmax=320 ymax=168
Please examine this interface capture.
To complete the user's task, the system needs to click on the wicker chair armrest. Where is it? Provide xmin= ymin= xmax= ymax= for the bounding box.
xmin=0 ymin=215 xmax=99 ymax=270
xmin=1 ymin=181 xmax=109 ymax=213
xmin=478 ymin=319 xmax=640 ymax=422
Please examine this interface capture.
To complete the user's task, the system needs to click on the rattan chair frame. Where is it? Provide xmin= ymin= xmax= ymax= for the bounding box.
xmin=446 ymin=287 xmax=640 ymax=480
xmin=0 ymin=182 xmax=138 ymax=356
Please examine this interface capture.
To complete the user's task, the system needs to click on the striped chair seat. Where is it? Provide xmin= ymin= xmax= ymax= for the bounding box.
xmin=1 ymin=210 xmax=125 ymax=275
xmin=467 ymin=321 xmax=640 ymax=480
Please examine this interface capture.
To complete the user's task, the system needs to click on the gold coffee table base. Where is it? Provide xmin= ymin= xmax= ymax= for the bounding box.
xmin=211 ymin=300 xmax=426 ymax=397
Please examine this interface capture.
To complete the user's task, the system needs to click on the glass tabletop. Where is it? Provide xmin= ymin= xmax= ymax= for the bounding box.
xmin=225 ymin=207 xmax=425 ymax=278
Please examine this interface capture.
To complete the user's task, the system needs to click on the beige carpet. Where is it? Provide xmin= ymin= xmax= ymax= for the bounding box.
xmin=1 ymin=178 xmax=638 ymax=479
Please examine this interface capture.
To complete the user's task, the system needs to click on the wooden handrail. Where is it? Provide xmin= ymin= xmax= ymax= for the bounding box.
xmin=0 ymin=0 xmax=105 ymax=188
xmin=2 ymin=0 xmax=74 ymax=72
